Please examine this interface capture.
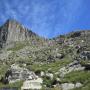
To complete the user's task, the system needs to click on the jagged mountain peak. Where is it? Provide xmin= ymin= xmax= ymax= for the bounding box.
xmin=6 ymin=19 xmax=38 ymax=36
xmin=3 ymin=19 xmax=22 ymax=28
xmin=5 ymin=19 xmax=19 ymax=24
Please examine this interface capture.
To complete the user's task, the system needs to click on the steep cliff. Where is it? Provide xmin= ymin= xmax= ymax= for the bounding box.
xmin=0 ymin=19 xmax=40 ymax=48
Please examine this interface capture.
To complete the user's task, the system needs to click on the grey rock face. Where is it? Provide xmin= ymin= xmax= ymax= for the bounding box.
xmin=0 ymin=19 xmax=37 ymax=48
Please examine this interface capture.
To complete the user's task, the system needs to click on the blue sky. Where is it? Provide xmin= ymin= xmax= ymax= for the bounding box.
xmin=0 ymin=0 xmax=90 ymax=38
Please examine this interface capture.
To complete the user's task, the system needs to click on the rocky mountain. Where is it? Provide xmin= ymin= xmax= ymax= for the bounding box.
xmin=0 ymin=19 xmax=90 ymax=90
xmin=0 ymin=19 xmax=46 ymax=48
xmin=0 ymin=19 xmax=90 ymax=62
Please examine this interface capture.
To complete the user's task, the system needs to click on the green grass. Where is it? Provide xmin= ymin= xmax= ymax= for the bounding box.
xmin=61 ymin=71 xmax=90 ymax=83
xmin=72 ymin=81 xmax=90 ymax=90
xmin=7 ymin=43 xmax=26 ymax=51
xmin=29 ymin=57 xmax=72 ymax=73
xmin=0 ymin=64 xmax=9 ymax=77
xmin=0 ymin=81 xmax=23 ymax=90
xmin=7 ymin=41 xmax=30 ymax=51
xmin=60 ymin=70 xmax=90 ymax=90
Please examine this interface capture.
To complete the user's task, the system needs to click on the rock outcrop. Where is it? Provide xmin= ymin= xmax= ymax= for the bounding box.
xmin=0 ymin=19 xmax=38 ymax=48
xmin=58 ymin=60 xmax=85 ymax=77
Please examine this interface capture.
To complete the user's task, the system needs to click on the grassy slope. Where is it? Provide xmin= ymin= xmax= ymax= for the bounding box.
xmin=61 ymin=71 xmax=90 ymax=90
xmin=28 ymin=56 xmax=72 ymax=73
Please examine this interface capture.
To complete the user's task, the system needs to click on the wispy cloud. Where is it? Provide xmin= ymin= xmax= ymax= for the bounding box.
xmin=0 ymin=0 xmax=89 ymax=38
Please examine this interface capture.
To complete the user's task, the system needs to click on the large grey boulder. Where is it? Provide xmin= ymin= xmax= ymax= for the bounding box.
xmin=61 ymin=83 xmax=75 ymax=90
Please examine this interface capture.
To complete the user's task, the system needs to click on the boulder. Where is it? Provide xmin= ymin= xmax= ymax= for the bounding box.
xmin=40 ymin=71 xmax=45 ymax=77
xmin=75 ymin=82 xmax=82 ymax=88
xmin=80 ymin=51 xmax=90 ymax=60
xmin=56 ymin=53 xmax=64 ymax=59
xmin=61 ymin=83 xmax=75 ymax=90
xmin=46 ymin=73 xmax=53 ymax=80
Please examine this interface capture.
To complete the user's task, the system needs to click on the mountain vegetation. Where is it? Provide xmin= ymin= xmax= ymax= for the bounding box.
xmin=0 ymin=19 xmax=90 ymax=90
